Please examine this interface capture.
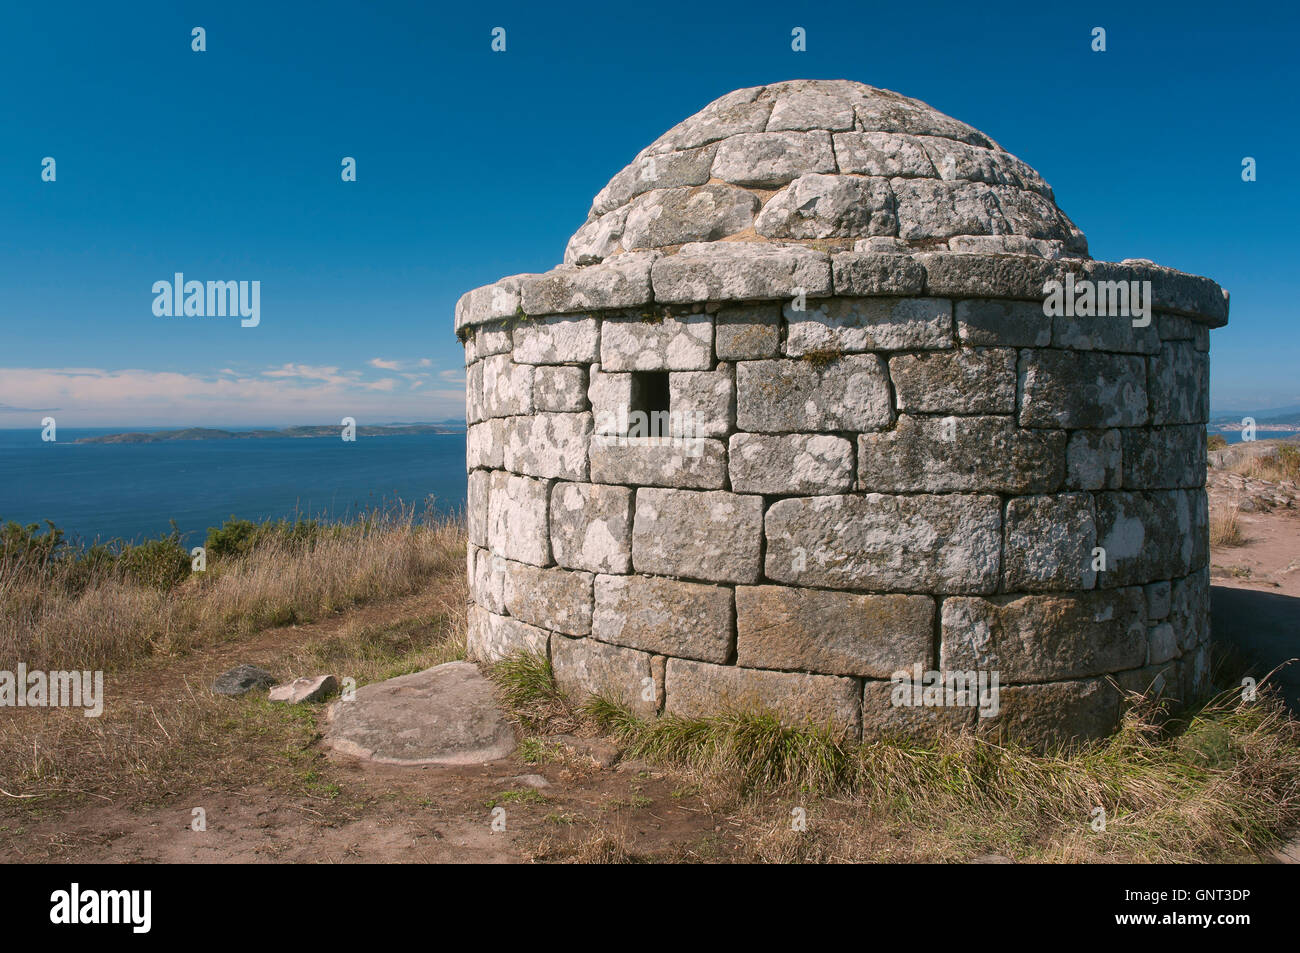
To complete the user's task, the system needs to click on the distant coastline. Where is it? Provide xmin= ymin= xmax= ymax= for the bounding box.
xmin=75 ymin=423 xmax=466 ymax=444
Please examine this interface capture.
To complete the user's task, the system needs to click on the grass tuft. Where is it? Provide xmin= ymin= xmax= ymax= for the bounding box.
xmin=1210 ymin=499 xmax=1247 ymax=547
xmin=511 ymin=658 xmax=1300 ymax=863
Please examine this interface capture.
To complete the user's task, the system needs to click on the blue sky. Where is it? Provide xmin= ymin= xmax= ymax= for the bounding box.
xmin=1 ymin=0 xmax=1295 ymax=426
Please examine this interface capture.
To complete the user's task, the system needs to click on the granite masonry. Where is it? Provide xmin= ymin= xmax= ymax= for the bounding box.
xmin=456 ymin=80 xmax=1227 ymax=749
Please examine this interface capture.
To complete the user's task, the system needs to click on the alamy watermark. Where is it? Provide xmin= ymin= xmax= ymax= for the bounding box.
xmin=1 ymin=664 xmax=103 ymax=717
xmin=152 ymin=273 xmax=260 ymax=327
xmin=1041 ymin=273 xmax=1152 ymax=327
xmin=593 ymin=406 xmax=708 ymax=457
xmin=890 ymin=664 xmax=1000 ymax=718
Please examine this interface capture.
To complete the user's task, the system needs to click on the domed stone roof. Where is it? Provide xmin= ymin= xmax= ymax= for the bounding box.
xmin=565 ymin=79 xmax=1088 ymax=265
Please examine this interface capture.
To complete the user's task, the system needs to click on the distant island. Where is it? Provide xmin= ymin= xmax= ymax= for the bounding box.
xmin=1208 ymin=411 xmax=1300 ymax=433
xmin=76 ymin=423 xmax=466 ymax=444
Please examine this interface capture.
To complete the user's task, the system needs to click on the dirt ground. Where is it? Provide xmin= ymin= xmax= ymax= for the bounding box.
xmin=0 ymin=592 xmax=758 ymax=863
xmin=1207 ymin=450 xmax=1300 ymax=710
xmin=4 ymin=454 xmax=1300 ymax=864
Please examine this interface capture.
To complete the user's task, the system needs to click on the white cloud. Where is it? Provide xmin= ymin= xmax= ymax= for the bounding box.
xmin=0 ymin=365 xmax=465 ymax=427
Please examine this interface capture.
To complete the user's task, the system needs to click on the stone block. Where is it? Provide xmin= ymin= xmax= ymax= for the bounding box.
xmin=503 ymin=561 xmax=594 ymax=636
xmin=861 ymin=679 xmax=979 ymax=741
xmin=1144 ymin=580 xmax=1172 ymax=620
xmin=519 ymin=252 xmax=656 ymax=315
xmin=955 ymin=299 xmax=1052 ymax=347
xmin=632 ymin=488 xmax=764 ymax=584
xmin=1052 ymin=313 xmax=1160 ymax=354
xmin=467 ymin=606 xmax=550 ymax=664
xmin=487 ymin=471 xmax=551 ymax=567
xmin=711 ymin=131 xmax=836 ymax=187
xmin=640 ymin=86 xmax=770 ymax=156
xmin=715 ymin=304 xmax=780 ymax=359
xmin=889 ymin=347 xmax=1017 ymax=414
xmin=466 ymin=419 xmax=506 ymax=471
xmin=593 ymin=574 xmax=733 ymax=663
xmin=1094 ymin=490 xmax=1195 ymax=587
xmin=1065 ymin=429 xmax=1122 ymax=490
xmin=830 ymin=252 xmax=927 ymax=296
xmin=503 ymin=412 xmax=592 ymax=481
xmin=1148 ymin=622 xmax=1178 ymax=665
xmin=465 ymin=360 xmax=484 ymax=424
xmin=669 ymin=365 xmax=734 ymax=436
xmin=651 ymin=242 xmax=831 ymax=303
xmin=1121 ymin=425 xmax=1206 ymax=489
xmin=512 ymin=314 xmax=600 ymax=365
xmin=768 ymin=86 xmax=856 ymax=131
xmin=858 ymin=416 xmax=1065 ymax=493
xmin=784 ymin=297 xmax=952 ymax=354
xmin=1018 ymin=350 xmax=1148 ymax=428
xmin=470 ymin=547 xmax=507 ymax=614
xmin=600 ymin=313 xmax=712 ymax=371
xmin=587 ymin=364 xmax=632 ymax=421
xmin=729 ymin=433 xmax=854 ymax=495
xmin=533 ymin=365 xmax=588 ymax=412
xmin=765 ymin=493 xmax=1002 ymax=594
xmin=467 ymin=469 xmax=490 ymax=548
xmin=590 ymin=143 xmax=718 ymax=216
xmin=552 ymin=635 xmax=656 ymax=717
xmin=940 ymin=588 xmax=1147 ymax=682
xmin=589 ymin=436 xmax=727 ymax=489
xmin=755 ymin=173 xmax=897 ymax=239
xmin=976 ymin=678 xmax=1121 ymax=749
xmin=1002 ymin=493 xmax=1098 ymax=591
xmin=1149 ymin=341 xmax=1210 ymax=425
xmin=735 ymin=586 xmax=933 ymax=677
xmin=664 ymin=658 xmax=861 ymax=736
xmin=622 ymin=184 xmax=760 ymax=249
xmin=832 ymin=131 xmax=935 ymax=176
xmin=476 ymin=323 xmax=513 ymax=356
xmin=893 ymin=179 xmax=1008 ymax=239
xmin=481 ymin=354 xmax=535 ymax=419
xmin=736 ymin=355 xmax=893 ymax=433
xmin=549 ymin=482 xmax=633 ymax=574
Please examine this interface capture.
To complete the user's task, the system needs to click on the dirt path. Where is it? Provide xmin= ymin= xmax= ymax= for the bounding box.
xmin=1208 ymin=461 xmax=1300 ymax=710
xmin=1 ymin=597 xmax=733 ymax=863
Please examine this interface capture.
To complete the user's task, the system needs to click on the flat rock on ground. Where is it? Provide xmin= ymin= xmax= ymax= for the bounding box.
xmin=269 ymin=674 xmax=338 ymax=704
xmin=324 ymin=661 xmax=515 ymax=766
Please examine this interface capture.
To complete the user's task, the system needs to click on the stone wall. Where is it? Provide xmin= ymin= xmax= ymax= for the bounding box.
xmin=459 ymin=248 xmax=1222 ymax=749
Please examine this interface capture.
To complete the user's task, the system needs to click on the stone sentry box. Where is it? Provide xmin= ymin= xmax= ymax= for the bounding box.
xmin=455 ymin=80 xmax=1228 ymax=748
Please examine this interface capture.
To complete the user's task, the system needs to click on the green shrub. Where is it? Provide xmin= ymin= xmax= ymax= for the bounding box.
xmin=205 ymin=516 xmax=324 ymax=559
xmin=116 ymin=528 xmax=191 ymax=590
xmin=0 ymin=520 xmax=65 ymax=568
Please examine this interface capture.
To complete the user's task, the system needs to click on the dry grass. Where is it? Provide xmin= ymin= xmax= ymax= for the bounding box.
xmin=1 ymin=508 xmax=466 ymax=673
xmin=1229 ymin=444 xmax=1300 ymax=484
xmin=492 ymin=649 xmax=1300 ymax=863
xmin=0 ymin=513 xmax=468 ymax=809
xmin=1210 ymin=498 xmax=1248 ymax=547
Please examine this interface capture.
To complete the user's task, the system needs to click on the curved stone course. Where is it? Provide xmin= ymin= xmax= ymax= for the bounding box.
xmin=458 ymin=81 xmax=1224 ymax=748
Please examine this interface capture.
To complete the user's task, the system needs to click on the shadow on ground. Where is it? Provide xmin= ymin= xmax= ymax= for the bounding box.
xmin=1213 ymin=586 xmax=1300 ymax=710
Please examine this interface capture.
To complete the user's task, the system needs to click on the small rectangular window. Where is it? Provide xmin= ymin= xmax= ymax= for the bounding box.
xmin=629 ymin=371 xmax=671 ymax=438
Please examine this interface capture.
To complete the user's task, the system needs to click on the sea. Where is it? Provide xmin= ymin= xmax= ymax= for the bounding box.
xmin=0 ymin=428 xmax=467 ymax=547
xmin=0 ymin=423 xmax=1285 ymax=547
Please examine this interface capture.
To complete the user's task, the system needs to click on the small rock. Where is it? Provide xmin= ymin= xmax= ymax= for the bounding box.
xmin=550 ymin=733 xmax=622 ymax=769
xmin=614 ymin=759 xmax=658 ymax=776
xmin=507 ymin=774 xmax=551 ymax=790
xmin=269 ymin=675 xmax=338 ymax=705
xmin=212 ymin=664 xmax=276 ymax=696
